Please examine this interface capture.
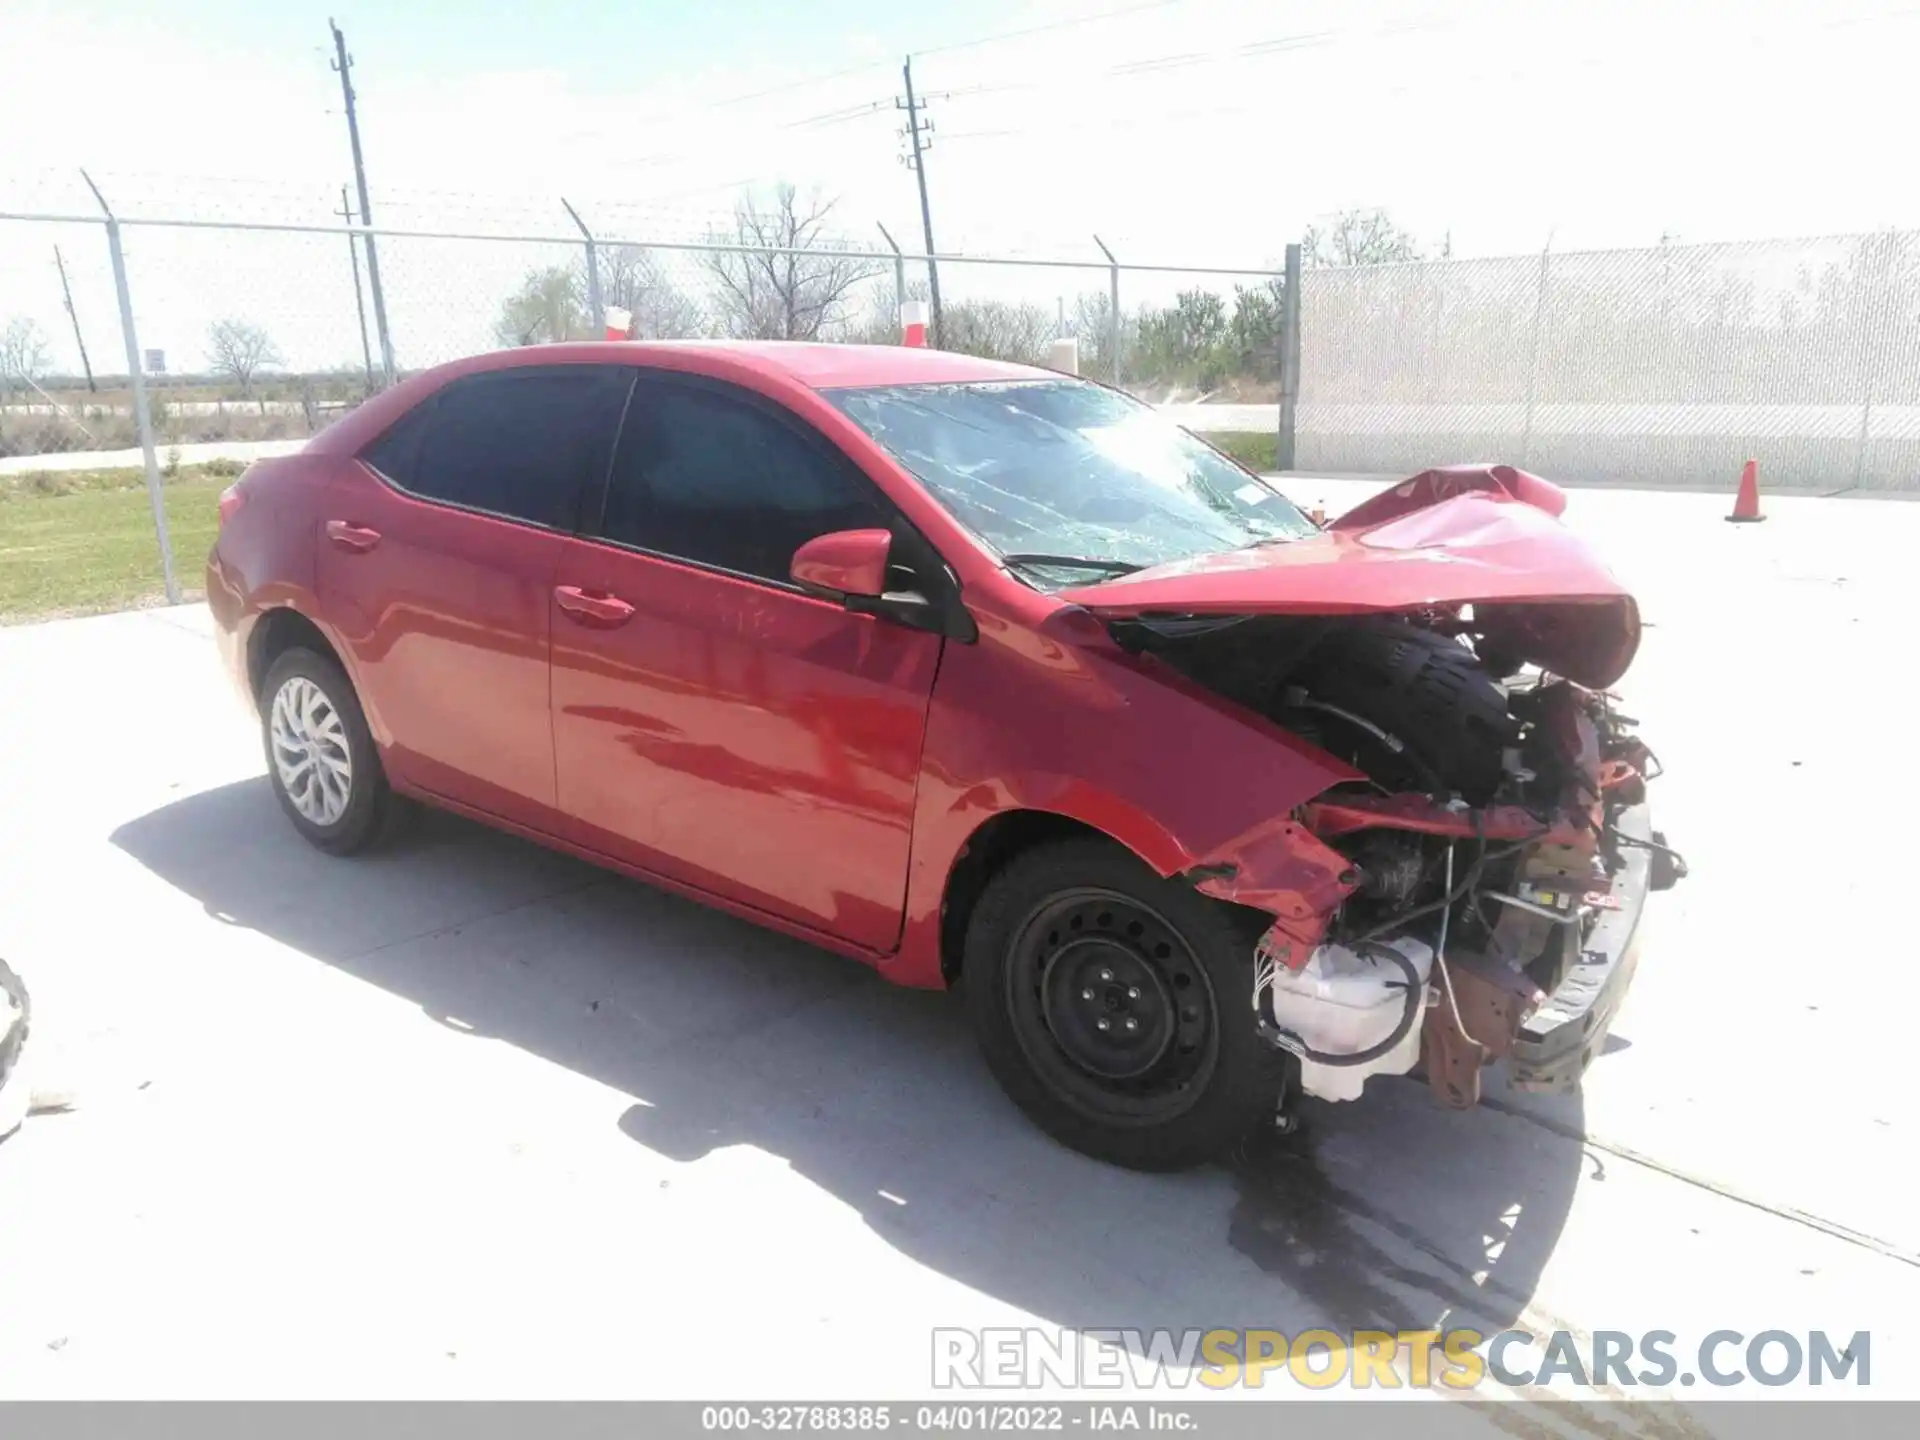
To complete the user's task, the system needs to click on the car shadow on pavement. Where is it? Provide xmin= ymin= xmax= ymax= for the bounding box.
xmin=112 ymin=778 xmax=1591 ymax=1356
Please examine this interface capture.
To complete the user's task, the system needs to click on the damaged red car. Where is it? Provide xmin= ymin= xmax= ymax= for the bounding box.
xmin=207 ymin=342 xmax=1682 ymax=1171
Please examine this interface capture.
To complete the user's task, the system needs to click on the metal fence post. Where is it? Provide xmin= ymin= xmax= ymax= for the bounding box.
xmin=1093 ymin=235 xmax=1122 ymax=385
xmin=80 ymin=171 xmax=177 ymax=605
xmin=877 ymin=222 xmax=907 ymax=323
xmin=1520 ymin=241 xmax=1553 ymax=465
xmin=562 ymin=199 xmax=603 ymax=334
xmin=1276 ymin=242 xmax=1302 ymax=471
xmin=1852 ymin=230 xmax=1891 ymax=490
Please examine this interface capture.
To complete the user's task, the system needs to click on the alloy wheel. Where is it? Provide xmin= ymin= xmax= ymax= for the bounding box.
xmin=268 ymin=675 xmax=354 ymax=827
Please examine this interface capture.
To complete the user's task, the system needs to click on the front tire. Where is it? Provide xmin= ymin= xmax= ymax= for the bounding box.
xmin=1292 ymin=620 xmax=1518 ymax=803
xmin=260 ymin=647 xmax=394 ymax=856
xmin=962 ymin=837 xmax=1285 ymax=1171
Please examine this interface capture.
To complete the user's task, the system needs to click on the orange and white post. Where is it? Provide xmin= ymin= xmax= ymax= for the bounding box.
xmin=900 ymin=300 xmax=929 ymax=347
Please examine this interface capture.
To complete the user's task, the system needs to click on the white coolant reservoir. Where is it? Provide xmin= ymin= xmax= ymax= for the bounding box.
xmin=1262 ymin=936 xmax=1435 ymax=1103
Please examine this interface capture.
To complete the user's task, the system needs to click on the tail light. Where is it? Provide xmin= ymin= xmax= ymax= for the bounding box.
xmin=217 ymin=483 xmax=247 ymax=526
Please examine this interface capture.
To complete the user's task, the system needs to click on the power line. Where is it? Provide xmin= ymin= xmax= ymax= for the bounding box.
xmin=932 ymin=24 xmax=1369 ymax=104
xmin=557 ymin=0 xmax=1197 ymax=137
xmin=781 ymin=99 xmax=893 ymax=130
xmin=700 ymin=59 xmax=893 ymax=109
xmin=549 ymin=97 xmax=893 ymax=178
xmin=545 ymin=1 xmax=1195 ymax=147
xmin=915 ymin=0 xmax=1193 ymax=58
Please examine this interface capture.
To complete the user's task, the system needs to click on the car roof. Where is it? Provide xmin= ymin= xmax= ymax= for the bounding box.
xmin=306 ymin=340 xmax=1072 ymax=460
xmin=610 ymin=340 xmax=1059 ymax=390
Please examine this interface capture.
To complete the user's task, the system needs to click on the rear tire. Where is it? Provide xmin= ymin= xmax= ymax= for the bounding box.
xmin=259 ymin=647 xmax=395 ymax=856
xmin=962 ymin=837 xmax=1285 ymax=1171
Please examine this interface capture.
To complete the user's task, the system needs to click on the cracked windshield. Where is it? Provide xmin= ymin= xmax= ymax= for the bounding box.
xmin=831 ymin=379 xmax=1317 ymax=584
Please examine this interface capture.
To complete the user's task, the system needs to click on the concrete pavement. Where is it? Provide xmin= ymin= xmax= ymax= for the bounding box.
xmin=0 ymin=483 xmax=1914 ymax=1413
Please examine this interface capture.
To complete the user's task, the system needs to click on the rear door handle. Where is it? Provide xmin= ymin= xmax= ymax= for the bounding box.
xmin=554 ymin=585 xmax=636 ymax=627
xmin=325 ymin=520 xmax=382 ymax=553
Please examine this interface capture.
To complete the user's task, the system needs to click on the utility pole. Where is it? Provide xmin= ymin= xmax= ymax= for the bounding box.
xmin=897 ymin=56 xmax=943 ymax=347
xmin=337 ymin=187 xmax=375 ymax=393
xmin=53 ymin=247 xmax=96 ymax=392
xmin=330 ymin=18 xmax=395 ymax=384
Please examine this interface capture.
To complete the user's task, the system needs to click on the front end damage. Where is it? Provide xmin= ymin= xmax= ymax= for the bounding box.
xmin=1269 ymin=676 xmax=1680 ymax=1108
xmin=1079 ymin=468 xmax=1686 ymax=1112
xmin=1097 ymin=509 xmax=1683 ymax=1110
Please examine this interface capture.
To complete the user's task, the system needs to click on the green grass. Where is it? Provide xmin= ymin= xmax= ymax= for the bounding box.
xmin=0 ymin=475 xmax=222 ymax=623
xmin=1202 ymin=430 xmax=1278 ymax=472
xmin=0 ymin=434 xmax=1279 ymax=625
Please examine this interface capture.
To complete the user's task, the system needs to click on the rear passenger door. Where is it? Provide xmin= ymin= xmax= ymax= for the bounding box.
xmin=318 ymin=365 xmax=631 ymax=828
xmin=548 ymin=373 xmax=947 ymax=950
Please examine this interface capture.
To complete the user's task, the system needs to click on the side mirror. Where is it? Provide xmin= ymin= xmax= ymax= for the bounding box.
xmin=790 ymin=528 xmax=892 ymax=600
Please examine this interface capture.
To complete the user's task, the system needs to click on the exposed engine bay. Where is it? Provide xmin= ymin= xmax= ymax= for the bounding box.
xmin=1114 ymin=608 xmax=1685 ymax=1109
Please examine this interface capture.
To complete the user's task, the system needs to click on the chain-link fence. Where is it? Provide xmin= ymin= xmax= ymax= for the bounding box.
xmin=6 ymin=203 xmax=1918 ymax=612
xmin=0 ymin=204 xmax=1288 ymax=458
xmin=0 ymin=199 xmax=1297 ymax=607
xmin=1299 ymin=232 xmax=1920 ymax=490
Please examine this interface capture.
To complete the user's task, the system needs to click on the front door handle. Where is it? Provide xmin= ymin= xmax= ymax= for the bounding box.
xmin=325 ymin=520 xmax=382 ymax=553
xmin=554 ymin=585 xmax=636 ymax=627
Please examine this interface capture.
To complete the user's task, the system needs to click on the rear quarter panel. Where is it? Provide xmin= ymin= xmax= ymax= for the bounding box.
xmin=206 ymin=453 xmax=338 ymax=710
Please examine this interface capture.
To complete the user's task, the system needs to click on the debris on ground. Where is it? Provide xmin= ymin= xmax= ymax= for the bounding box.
xmin=0 ymin=958 xmax=33 ymax=1141
xmin=0 ymin=958 xmax=73 ymax=1142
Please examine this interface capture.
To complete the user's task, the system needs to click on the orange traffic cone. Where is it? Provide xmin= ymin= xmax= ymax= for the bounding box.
xmin=1308 ymin=499 xmax=1327 ymax=526
xmin=1726 ymin=459 xmax=1765 ymax=523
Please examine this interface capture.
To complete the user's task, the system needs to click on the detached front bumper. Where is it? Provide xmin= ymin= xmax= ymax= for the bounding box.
xmin=1507 ymin=801 xmax=1677 ymax=1091
xmin=1420 ymin=801 xmax=1681 ymax=1107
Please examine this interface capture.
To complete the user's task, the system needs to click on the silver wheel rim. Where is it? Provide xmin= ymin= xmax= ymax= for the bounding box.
xmin=269 ymin=675 xmax=353 ymax=827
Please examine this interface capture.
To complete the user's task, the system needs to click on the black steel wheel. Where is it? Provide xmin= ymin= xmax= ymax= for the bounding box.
xmin=964 ymin=836 xmax=1287 ymax=1171
xmin=1005 ymin=889 xmax=1219 ymax=1121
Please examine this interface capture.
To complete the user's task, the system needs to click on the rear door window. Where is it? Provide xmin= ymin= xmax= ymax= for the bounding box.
xmin=368 ymin=367 xmax=632 ymax=531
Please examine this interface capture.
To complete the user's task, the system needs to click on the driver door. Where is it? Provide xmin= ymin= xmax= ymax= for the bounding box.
xmin=548 ymin=373 xmax=945 ymax=951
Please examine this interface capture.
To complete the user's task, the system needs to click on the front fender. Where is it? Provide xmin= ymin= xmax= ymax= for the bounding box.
xmin=888 ymin=601 xmax=1360 ymax=988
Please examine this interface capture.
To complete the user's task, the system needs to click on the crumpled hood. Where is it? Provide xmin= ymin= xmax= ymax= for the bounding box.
xmin=1056 ymin=465 xmax=1641 ymax=688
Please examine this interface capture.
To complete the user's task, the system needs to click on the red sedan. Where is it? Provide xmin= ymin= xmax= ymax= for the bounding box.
xmin=208 ymin=341 xmax=1680 ymax=1170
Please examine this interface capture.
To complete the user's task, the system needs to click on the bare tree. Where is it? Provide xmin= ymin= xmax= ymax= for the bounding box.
xmin=1303 ymin=208 xmax=1425 ymax=268
xmin=493 ymin=267 xmax=585 ymax=348
xmin=206 ymin=318 xmax=284 ymax=398
xmin=1 ymin=316 xmax=52 ymax=404
xmin=597 ymin=245 xmax=706 ymax=339
xmin=1070 ymin=290 xmax=1137 ymax=378
xmin=941 ymin=298 xmax=1057 ymax=365
xmin=703 ymin=185 xmax=883 ymax=340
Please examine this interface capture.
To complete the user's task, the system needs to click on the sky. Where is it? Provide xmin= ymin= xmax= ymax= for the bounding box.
xmin=4 ymin=0 xmax=1919 ymax=373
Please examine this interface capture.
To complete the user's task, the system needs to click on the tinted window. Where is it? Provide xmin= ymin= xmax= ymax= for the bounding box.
xmin=601 ymin=380 xmax=886 ymax=582
xmin=373 ymin=369 xmax=630 ymax=530
xmin=361 ymin=399 xmax=433 ymax=486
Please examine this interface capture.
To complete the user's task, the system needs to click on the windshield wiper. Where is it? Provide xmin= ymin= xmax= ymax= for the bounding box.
xmin=1001 ymin=552 xmax=1146 ymax=577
